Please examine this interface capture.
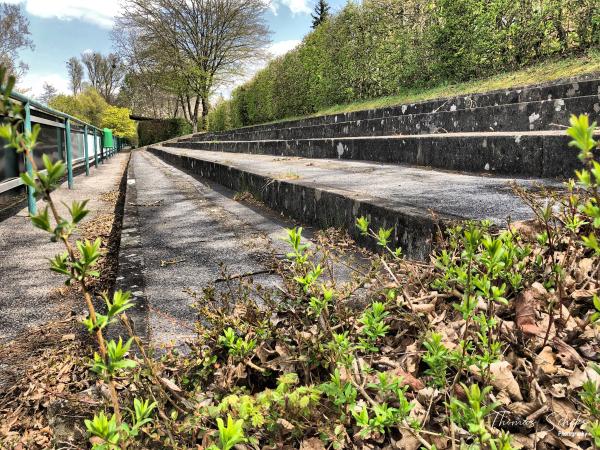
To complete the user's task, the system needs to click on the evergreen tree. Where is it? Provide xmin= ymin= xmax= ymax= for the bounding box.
xmin=311 ymin=0 xmax=330 ymax=29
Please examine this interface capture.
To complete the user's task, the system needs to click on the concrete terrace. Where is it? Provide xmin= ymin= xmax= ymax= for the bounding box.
xmin=2 ymin=75 xmax=599 ymax=349
xmin=147 ymin=144 xmax=560 ymax=260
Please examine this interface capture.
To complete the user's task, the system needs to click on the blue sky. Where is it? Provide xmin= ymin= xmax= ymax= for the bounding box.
xmin=6 ymin=0 xmax=347 ymax=98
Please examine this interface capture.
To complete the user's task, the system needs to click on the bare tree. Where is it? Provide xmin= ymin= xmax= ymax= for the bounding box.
xmin=81 ymin=51 xmax=126 ymax=103
xmin=0 ymin=3 xmax=34 ymax=81
xmin=66 ymin=57 xmax=84 ymax=95
xmin=118 ymin=0 xmax=271 ymax=132
xmin=38 ymin=82 xmax=58 ymax=104
xmin=112 ymin=28 xmax=180 ymax=118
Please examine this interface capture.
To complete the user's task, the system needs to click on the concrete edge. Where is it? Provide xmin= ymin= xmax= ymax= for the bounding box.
xmin=187 ymin=93 xmax=600 ymax=142
xmin=165 ymin=133 xmax=580 ymax=179
xmin=114 ymin=151 xmax=150 ymax=343
xmin=147 ymin=146 xmax=446 ymax=260
xmin=196 ymin=74 xmax=600 ymax=138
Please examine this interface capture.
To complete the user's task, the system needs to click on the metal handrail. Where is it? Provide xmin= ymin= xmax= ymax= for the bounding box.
xmin=2 ymin=90 xmax=124 ymax=215
xmin=9 ymin=90 xmax=103 ymax=133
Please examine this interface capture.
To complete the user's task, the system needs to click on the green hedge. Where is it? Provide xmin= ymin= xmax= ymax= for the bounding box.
xmin=138 ymin=118 xmax=193 ymax=146
xmin=208 ymin=0 xmax=599 ymax=130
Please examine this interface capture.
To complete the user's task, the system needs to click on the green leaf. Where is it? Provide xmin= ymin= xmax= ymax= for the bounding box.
xmin=19 ymin=172 xmax=36 ymax=189
xmin=567 ymin=114 xmax=597 ymax=160
xmin=41 ymin=154 xmax=66 ymax=188
xmin=594 ymin=294 xmax=600 ymax=311
xmin=582 ymin=233 xmax=600 ymax=254
xmin=106 ymin=290 xmax=134 ymax=320
xmin=67 ymin=199 xmax=89 ymax=224
xmin=217 ymin=415 xmax=246 ymax=450
xmin=0 ymin=124 xmax=13 ymax=141
xmin=355 ymin=216 xmax=370 ymax=236
xmin=85 ymin=411 xmax=120 ymax=446
xmin=49 ymin=252 xmax=71 ymax=277
xmin=376 ymin=227 xmax=393 ymax=247
xmin=30 ymin=207 xmax=51 ymax=232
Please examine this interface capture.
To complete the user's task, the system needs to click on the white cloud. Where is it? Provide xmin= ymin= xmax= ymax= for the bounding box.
xmin=269 ymin=39 xmax=301 ymax=57
xmin=264 ymin=0 xmax=310 ymax=15
xmin=12 ymin=0 xmax=309 ymax=24
xmin=18 ymin=72 xmax=70 ymax=98
xmin=8 ymin=0 xmax=121 ymax=28
xmin=280 ymin=0 xmax=310 ymax=14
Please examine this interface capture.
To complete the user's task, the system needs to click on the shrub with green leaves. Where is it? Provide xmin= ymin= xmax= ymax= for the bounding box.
xmin=208 ymin=0 xmax=598 ymax=129
xmin=218 ymin=327 xmax=257 ymax=359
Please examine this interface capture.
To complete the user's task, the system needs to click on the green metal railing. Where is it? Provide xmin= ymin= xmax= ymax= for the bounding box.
xmin=2 ymin=91 xmax=124 ymax=215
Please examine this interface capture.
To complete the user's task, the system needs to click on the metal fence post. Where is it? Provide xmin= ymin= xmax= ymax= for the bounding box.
xmin=83 ymin=124 xmax=90 ymax=176
xmin=23 ymin=101 xmax=36 ymax=215
xmin=93 ymin=128 xmax=98 ymax=168
xmin=65 ymin=118 xmax=74 ymax=189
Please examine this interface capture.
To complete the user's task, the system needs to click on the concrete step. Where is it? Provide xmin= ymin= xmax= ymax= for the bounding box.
xmin=191 ymin=76 xmax=600 ymax=141
xmin=188 ymin=95 xmax=599 ymax=142
xmin=147 ymin=145 xmax=559 ymax=260
xmin=165 ymin=131 xmax=584 ymax=178
xmin=117 ymin=150 xmax=361 ymax=347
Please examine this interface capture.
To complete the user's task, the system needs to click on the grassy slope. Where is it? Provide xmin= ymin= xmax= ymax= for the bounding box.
xmin=259 ymin=50 xmax=600 ymax=126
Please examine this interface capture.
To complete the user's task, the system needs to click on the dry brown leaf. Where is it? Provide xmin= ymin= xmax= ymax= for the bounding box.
xmin=535 ymin=346 xmax=557 ymax=376
xmin=509 ymin=220 xmax=541 ymax=241
xmin=569 ymin=364 xmax=600 ymax=389
xmin=553 ymin=338 xmax=584 ymax=369
xmin=577 ymin=258 xmax=594 ymax=283
xmin=255 ymin=343 xmax=273 ymax=363
xmin=571 ymin=289 xmax=595 ymax=300
xmin=428 ymin=433 xmax=450 ymax=450
xmin=412 ymin=303 xmax=435 ymax=313
xmin=395 ymin=432 xmax=421 ymax=450
xmin=402 ymin=342 xmax=420 ymax=373
xmin=299 ymin=437 xmax=326 ymax=450
xmin=388 ymin=368 xmax=425 ymax=391
xmin=507 ymin=401 xmax=542 ymax=416
xmin=417 ymin=387 xmax=439 ymax=404
xmin=548 ymin=383 xmax=567 ymax=398
xmin=277 ymin=418 xmax=294 ymax=431
xmin=489 ymin=361 xmax=523 ymax=401
xmin=547 ymin=398 xmax=582 ymax=439
xmin=160 ymin=377 xmax=182 ymax=393
xmin=514 ymin=289 xmax=543 ymax=336
xmin=510 ymin=433 xmax=535 ymax=449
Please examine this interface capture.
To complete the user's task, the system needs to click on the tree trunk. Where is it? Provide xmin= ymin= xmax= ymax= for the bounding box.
xmin=173 ymin=96 xmax=180 ymax=119
xmin=180 ymin=95 xmax=189 ymax=122
xmin=201 ymin=97 xmax=209 ymax=131
xmin=191 ymin=96 xmax=201 ymax=133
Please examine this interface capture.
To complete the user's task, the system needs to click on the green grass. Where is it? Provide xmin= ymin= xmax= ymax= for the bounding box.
xmin=260 ymin=50 xmax=600 ymax=126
